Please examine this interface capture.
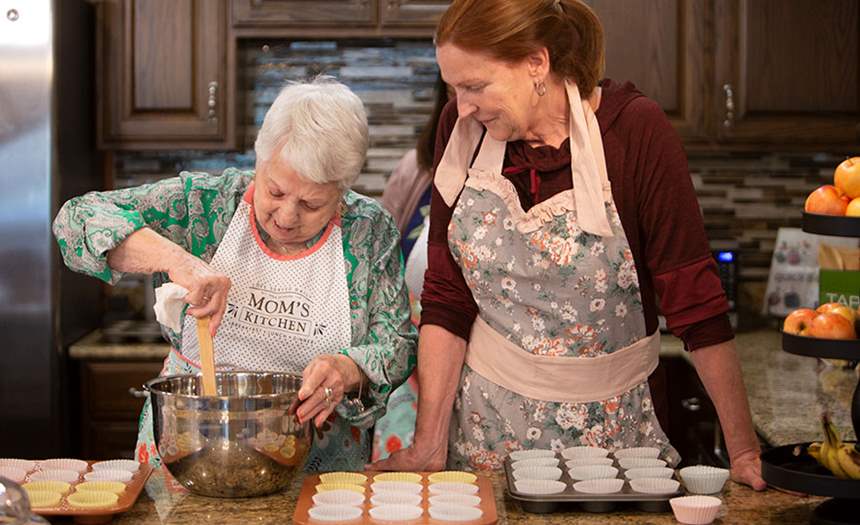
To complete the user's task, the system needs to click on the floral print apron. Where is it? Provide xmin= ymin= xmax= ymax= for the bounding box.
xmin=439 ymin=83 xmax=679 ymax=470
xmin=136 ymin=185 xmax=369 ymax=471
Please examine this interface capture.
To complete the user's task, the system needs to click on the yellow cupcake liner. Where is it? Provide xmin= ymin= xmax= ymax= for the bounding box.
xmin=428 ymin=471 xmax=477 ymax=484
xmin=26 ymin=490 xmax=62 ymax=508
xmin=318 ymin=472 xmax=368 ymax=485
xmin=23 ymin=481 xmax=71 ymax=494
xmin=315 ymin=482 xmax=365 ymax=494
xmin=75 ymin=481 xmax=126 ymax=494
xmin=372 ymin=472 xmax=423 ymax=484
xmin=66 ymin=490 xmax=119 ymax=509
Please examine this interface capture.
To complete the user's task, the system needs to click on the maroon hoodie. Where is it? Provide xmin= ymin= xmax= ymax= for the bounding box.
xmin=421 ymin=79 xmax=733 ymax=351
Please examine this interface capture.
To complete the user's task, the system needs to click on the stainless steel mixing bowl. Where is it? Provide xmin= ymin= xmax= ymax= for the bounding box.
xmin=144 ymin=372 xmax=311 ymax=498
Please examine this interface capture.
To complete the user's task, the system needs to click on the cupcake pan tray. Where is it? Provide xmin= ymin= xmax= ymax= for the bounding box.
xmin=0 ymin=459 xmax=152 ymax=524
xmin=292 ymin=471 xmax=498 ymax=524
xmin=503 ymin=453 xmax=684 ymax=514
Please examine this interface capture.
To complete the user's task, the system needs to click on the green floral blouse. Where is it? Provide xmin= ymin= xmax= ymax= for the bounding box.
xmin=53 ymin=169 xmax=418 ymax=432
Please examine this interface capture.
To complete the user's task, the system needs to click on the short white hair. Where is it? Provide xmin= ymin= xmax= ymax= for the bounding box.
xmin=254 ymin=77 xmax=369 ymax=189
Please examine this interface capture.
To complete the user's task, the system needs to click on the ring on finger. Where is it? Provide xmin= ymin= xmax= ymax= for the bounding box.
xmin=323 ymin=386 xmax=333 ymax=406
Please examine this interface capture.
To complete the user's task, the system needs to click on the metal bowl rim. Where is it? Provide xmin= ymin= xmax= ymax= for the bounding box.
xmin=144 ymin=371 xmax=303 ymax=401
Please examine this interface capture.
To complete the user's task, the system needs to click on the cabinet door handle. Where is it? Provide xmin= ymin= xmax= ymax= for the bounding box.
xmin=722 ymin=83 xmax=734 ymax=128
xmin=128 ymin=387 xmax=149 ymax=399
xmin=207 ymin=81 xmax=218 ymax=122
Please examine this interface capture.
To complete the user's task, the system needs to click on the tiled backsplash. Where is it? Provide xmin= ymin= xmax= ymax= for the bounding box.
xmin=111 ymin=39 xmax=846 ymax=324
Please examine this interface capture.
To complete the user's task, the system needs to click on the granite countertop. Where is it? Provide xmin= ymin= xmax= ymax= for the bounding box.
xmin=79 ymin=469 xmax=824 ymax=525
xmin=69 ymin=329 xmax=170 ymax=361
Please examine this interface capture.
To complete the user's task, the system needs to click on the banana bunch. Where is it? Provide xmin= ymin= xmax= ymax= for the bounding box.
xmin=806 ymin=413 xmax=860 ymax=480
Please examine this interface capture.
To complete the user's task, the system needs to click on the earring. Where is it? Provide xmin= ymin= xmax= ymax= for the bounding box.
xmin=535 ymin=79 xmax=547 ymax=97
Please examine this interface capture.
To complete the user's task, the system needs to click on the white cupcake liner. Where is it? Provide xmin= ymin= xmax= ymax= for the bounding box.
xmin=23 ymin=480 xmax=71 ymax=494
xmin=572 ymin=478 xmax=625 ymax=494
xmin=370 ymin=492 xmax=422 ymax=507
xmin=428 ymin=471 xmax=477 ymax=484
xmin=624 ymin=467 xmax=674 ymax=480
xmin=312 ymin=489 xmax=366 ymax=507
xmin=30 ymin=469 xmax=80 ymax=483
xmin=561 ymin=446 xmax=609 ymax=460
xmin=679 ymin=465 xmax=730 ymax=495
xmin=319 ymin=472 xmax=369 ymax=485
xmin=39 ymin=458 xmax=89 ymax=473
xmin=630 ymin=477 xmax=681 ymax=495
xmin=373 ymin=472 xmax=422 ymax=484
xmin=0 ymin=459 xmax=36 ymax=471
xmin=613 ymin=447 xmax=661 ymax=459
xmin=26 ymin=490 xmax=62 ymax=508
xmin=514 ymin=479 xmax=566 ymax=495
xmin=84 ymin=469 xmax=133 ymax=483
xmin=428 ymin=482 xmax=479 ymax=495
xmin=511 ymin=466 xmax=562 ymax=481
xmin=618 ymin=457 xmax=667 ymax=470
xmin=0 ymin=466 xmax=27 ymax=483
xmin=670 ymin=495 xmax=722 ymax=525
xmin=308 ymin=504 xmax=363 ymax=522
xmin=428 ymin=504 xmax=483 ymax=522
xmin=368 ymin=504 xmax=423 ymax=521
xmin=428 ymin=493 xmax=481 ymax=507
xmin=564 ymin=457 xmax=614 ymax=468
xmin=371 ymin=481 xmax=423 ymax=495
xmin=91 ymin=459 xmax=140 ymax=473
xmin=511 ymin=457 xmax=559 ymax=470
xmin=509 ymin=449 xmax=555 ymax=461
xmin=568 ymin=465 xmax=619 ymax=481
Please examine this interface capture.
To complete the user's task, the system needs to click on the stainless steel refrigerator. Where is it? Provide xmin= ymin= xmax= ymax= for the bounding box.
xmin=0 ymin=0 xmax=101 ymax=456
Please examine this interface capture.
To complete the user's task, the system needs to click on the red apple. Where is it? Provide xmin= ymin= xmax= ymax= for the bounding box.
xmin=816 ymin=302 xmax=856 ymax=324
xmin=805 ymin=185 xmax=850 ymax=216
xmin=807 ymin=312 xmax=857 ymax=340
xmin=834 ymin=157 xmax=860 ymax=199
xmin=783 ymin=308 xmax=817 ymax=336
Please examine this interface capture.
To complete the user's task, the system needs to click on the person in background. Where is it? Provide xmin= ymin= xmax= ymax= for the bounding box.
xmin=375 ymin=0 xmax=765 ymax=491
xmin=372 ymin=75 xmax=451 ymax=461
xmin=53 ymin=77 xmax=417 ymax=471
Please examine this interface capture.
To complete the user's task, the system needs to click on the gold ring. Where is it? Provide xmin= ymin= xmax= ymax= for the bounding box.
xmin=323 ymin=386 xmax=333 ymax=405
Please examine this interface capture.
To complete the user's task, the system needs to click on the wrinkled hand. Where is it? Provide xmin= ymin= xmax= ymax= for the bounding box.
xmin=370 ymin=442 xmax=447 ymax=472
xmin=731 ymin=449 xmax=766 ymax=490
xmin=167 ymin=253 xmax=231 ymax=336
xmin=295 ymin=355 xmax=360 ymax=428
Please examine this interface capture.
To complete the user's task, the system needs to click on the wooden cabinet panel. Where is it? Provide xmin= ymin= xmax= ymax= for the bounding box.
xmin=590 ymin=0 xmax=709 ymax=141
xmin=231 ymin=0 xmax=376 ymax=27
xmin=82 ymin=361 xmax=162 ymax=419
xmin=83 ymin=422 xmax=140 ymax=460
xmin=379 ymin=0 xmax=449 ymax=28
xmin=98 ymin=0 xmax=233 ymax=149
xmin=714 ymin=0 xmax=859 ymax=145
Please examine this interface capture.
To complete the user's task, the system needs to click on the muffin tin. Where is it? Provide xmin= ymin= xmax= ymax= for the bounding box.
xmin=292 ymin=471 xmax=498 ymax=524
xmin=504 ymin=449 xmax=684 ymax=513
xmin=0 ymin=458 xmax=152 ymax=524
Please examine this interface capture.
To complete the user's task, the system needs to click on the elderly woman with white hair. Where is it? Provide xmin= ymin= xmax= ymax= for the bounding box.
xmin=53 ymin=78 xmax=417 ymax=471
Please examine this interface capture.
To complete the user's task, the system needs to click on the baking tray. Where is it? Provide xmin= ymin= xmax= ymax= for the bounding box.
xmin=9 ymin=460 xmax=153 ymax=524
xmin=292 ymin=471 xmax=498 ymax=524
xmin=503 ymin=454 xmax=683 ymax=514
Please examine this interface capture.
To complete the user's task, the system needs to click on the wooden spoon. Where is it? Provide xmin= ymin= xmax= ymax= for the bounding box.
xmin=196 ymin=317 xmax=217 ymax=396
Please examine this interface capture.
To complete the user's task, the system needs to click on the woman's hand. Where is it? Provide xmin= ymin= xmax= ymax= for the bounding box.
xmin=295 ymin=355 xmax=363 ymax=428
xmin=167 ymin=251 xmax=231 ymax=336
xmin=730 ymin=449 xmax=766 ymax=490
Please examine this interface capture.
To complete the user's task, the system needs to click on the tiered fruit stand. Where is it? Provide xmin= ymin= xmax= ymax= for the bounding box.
xmin=763 ymin=212 xmax=860 ymax=525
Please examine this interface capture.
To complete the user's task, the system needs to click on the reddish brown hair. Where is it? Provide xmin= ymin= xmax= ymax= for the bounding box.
xmin=435 ymin=0 xmax=605 ymax=97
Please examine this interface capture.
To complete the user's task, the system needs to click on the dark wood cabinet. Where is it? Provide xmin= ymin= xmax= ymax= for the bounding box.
xmin=379 ymin=0 xmax=449 ymax=28
xmin=713 ymin=0 xmax=859 ymax=146
xmin=80 ymin=361 xmax=163 ymax=460
xmin=97 ymin=0 xmax=234 ymax=150
xmin=590 ymin=0 xmax=709 ymax=142
xmin=231 ymin=0 xmax=377 ymax=28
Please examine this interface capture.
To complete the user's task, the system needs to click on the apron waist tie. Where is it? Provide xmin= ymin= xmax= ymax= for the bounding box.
xmin=464 ymin=317 xmax=660 ymax=403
